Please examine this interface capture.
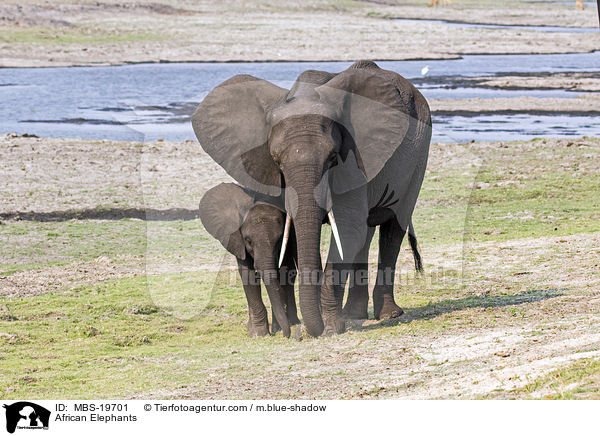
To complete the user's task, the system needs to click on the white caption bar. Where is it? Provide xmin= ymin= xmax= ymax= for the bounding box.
xmin=0 ymin=400 xmax=597 ymax=436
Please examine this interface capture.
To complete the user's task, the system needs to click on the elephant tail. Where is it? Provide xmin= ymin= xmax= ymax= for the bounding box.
xmin=408 ymin=221 xmax=423 ymax=274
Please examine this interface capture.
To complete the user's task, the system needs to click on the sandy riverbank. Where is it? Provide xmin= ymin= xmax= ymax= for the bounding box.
xmin=429 ymin=94 xmax=600 ymax=114
xmin=0 ymin=0 xmax=598 ymax=67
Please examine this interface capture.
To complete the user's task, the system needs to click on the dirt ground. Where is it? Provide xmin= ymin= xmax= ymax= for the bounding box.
xmin=135 ymin=231 xmax=600 ymax=400
xmin=0 ymin=0 xmax=598 ymax=67
xmin=1 ymin=134 xmax=599 ymax=398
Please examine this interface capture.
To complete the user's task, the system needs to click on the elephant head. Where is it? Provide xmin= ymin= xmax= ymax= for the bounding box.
xmin=193 ymin=61 xmax=430 ymax=337
xmin=199 ymin=182 xmax=293 ymax=337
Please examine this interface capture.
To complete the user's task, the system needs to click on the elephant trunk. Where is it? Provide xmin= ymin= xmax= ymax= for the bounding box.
xmin=285 ymin=165 xmax=325 ymax=337
xmin=255 ymin=258 xmax=291 ymax=338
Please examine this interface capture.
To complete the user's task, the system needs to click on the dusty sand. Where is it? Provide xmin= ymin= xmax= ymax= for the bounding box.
xmin=0 ymin=0 xmax=598 ymax=67
xmin=468 ymin=72 xmax=600 ymax=93
xmin=0 ymin=255 xmax=143 ymax=298
xmin=429 ymin=94 xmax=600 ymax=114
xmin=0 ymin=135 xmax=221 ymax=214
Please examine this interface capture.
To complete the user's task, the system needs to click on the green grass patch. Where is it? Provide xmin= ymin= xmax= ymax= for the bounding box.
xmin=0 ymin=219 xmax=146 ymax=274
xmin=418 ymin=138 xmax=600 ymax=244
xmin=1 ymin=262 xmax=565 ymax=398
xmin=0 ymin=26 xmax=163 ymax=45
xmin=0 ymin=273 xmax=251 ymax=398
xmin=0 ymin=219 xmax=221 ymax=275
xmin=490 ymin=359 xmax=600 ymax=399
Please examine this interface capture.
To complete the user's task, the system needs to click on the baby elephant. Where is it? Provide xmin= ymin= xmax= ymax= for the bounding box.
xmin=200 ymin=183 xmax=299 ymax=338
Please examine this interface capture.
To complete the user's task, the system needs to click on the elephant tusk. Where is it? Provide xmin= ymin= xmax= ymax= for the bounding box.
xmin=278 ymin=213 xmax=292 ymax=268
xmin=328 ymin=210 xmax=344 ymax=261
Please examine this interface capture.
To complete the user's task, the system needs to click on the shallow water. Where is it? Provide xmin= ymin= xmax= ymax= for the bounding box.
xmin=12 ymin=114 xmax=598 ymax=144
xmin=546 ymin=1 xmax=596 ymax=5
xmin=394 ymin=18 xmax=599 ymax=33
xmin=433 ymin=113 xmax=600 ymax=142
xmin=1 ymin=52 xmax=599 ymax=143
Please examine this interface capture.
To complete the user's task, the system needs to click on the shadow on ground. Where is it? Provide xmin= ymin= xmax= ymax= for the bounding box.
xmin=0 ymin=208 xmax=199 ymax=222
xmin=348 ymin=288 xmax=565 ymax=331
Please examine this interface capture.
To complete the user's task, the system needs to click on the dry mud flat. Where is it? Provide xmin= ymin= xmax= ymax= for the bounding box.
xmin=429 ymin=93 xmax=600 ymax=115
xmin=0 ymin=0 xmax=599 ymax=67
xmin=469 ymin=72 xmax=600 ymax=93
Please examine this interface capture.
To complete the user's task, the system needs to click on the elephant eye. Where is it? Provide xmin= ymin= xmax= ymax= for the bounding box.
xmin=244 ymin=236 xmax=252 ymax=244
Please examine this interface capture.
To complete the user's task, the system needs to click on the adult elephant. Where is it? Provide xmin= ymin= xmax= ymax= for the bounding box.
xmin=193 ymin=60 xmax=431 ymax=337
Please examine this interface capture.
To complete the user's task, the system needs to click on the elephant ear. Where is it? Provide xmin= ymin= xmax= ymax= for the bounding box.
xmin=192 ymin=75 xmax=288 ymax=196
xmin=199 ymin=183 xmax=255 ymax=260
xmin=315 ymin=61 xmax=413 ymax=182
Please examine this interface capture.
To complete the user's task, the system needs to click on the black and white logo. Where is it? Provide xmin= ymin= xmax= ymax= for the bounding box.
xmin=3 ymin=402 xmax=50 ymax=434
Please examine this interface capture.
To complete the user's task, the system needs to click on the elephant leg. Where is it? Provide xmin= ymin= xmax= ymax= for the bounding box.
xmin=237 ymin=260 xmax=269 ymax=337
xmin=272 ymin=258 xmax=299 ymax=333
xmin=322 ymin=259 xmax=349 ymax=335
xmin=271 ymin=310 xmax=282 ymax=333
xmin=373 ymin=217 xmax=406 ymax=320
xmin=270 ymin=280 xmax=287 ymax=334
xmin=342 ymin=226 xmax=375 ymax=320
xmin=283 ymin=285 xmax=299 ymax=325
xmin=283 ymin=259 xmax=300 ymax=325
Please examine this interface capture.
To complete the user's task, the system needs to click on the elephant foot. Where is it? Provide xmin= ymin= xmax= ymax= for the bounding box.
xmin=374 ymin=293 xmax=404 ymax=320
xmin=271 ymin=314 xmax=292 ymax=338
xmin=323 ymin=313 xmax=346 ymax=336
xmin=271 ymin=314 xmax=281 ymax=334
xmin=342 ymin=298 xmax=368 ymax=320
xmin=247 ymin=319 xmax=270 ymax=337
xmin=288 ymin=312 xmax=301 ymax=326
xmin=271 ymin=319 xmax=291 ymax=338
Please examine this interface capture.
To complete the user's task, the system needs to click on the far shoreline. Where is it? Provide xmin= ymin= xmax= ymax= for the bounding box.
xmin=2 ymin=49 xmax=600 ymax=69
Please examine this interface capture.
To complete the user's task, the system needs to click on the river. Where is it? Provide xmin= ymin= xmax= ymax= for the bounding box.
xmin=1 ymin=51 xmax=598 ymax=143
